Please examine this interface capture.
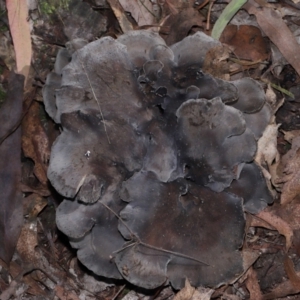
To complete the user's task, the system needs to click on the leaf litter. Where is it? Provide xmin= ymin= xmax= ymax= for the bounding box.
xmin=2 ymin=0 xmax=300 ymax=298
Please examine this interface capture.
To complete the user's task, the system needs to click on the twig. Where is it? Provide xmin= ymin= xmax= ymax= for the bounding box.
xmin=80 ymin=61 xmax=111 ymax=144
xmin=194 ymin=0 xmax=210 ymax=10
xmin=139 ymin=0 xmax=157 ymax=18
xmin=100 ymin=202 xmax=134 ymax=238
xmin=113 ymin=242 xmax=139 ymax=254
xmin=111 ymin=284 xmax=126 ymax=300
xmin=206 ymin=0 xmax=216 ymax=31
xmin=139 ymin=241 xmax=209 ymax=265
xmin=99 ymin=202 xmax=209 ymax=266
xmin=23 ymin=266 xmax=58 ymax=285
xmin=106 ymin=0 xmax=134 ymax=33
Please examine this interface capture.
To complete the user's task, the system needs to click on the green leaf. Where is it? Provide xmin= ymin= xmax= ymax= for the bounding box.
xmin=211 ymin=0 xmax=248 ymax=40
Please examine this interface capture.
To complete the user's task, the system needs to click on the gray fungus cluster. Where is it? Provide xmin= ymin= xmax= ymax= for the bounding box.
xmin=43 ymin=30 xmax=273 ymax=289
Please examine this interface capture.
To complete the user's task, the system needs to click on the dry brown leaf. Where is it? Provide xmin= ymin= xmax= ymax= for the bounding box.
xmin=22 ymin=101 xmax=50 ymax=186
xmin=163 ymin=0 xmax=180 ymax=15
xmin=248 ymin=214 xmax=274 ymax=231
xmin=16 ymin=221 xmax=39 ymax=263
xmin=265 ymin=85 xmax=284 ymax=114
xmin=203 ymin=44 xmax=231 ymax=80
xmin=276 ymin=136 xmax=300 ymax=205
xmin=6 ymin=0 xmax=32 ymax=84
xmin=262 ymin=279 xmax=300 ymax=300
xmin=174 ymin=279 xmax=214 ymax=300
xmin=192 ymin=288 xmax=214 ymax=300
xmin=255 ymin=85 xmax=280 ymax=169
xmin=245 ymin=267 xmax=263 ymax=300
xmin=279 ymin=148 xmax=300 ymax=205
xmin=245 ymin=4 xmax=300 ymax=77
xmin=23 ymin=194 xmax=47 ymax=220
xmin=255 ymin=123 xmax=280 ymax=195
xmin=270 ymin=44 xmax=287 ymax=76
xmin=220 ymin=25 xmax=270 ymax=62
xmin=282 ymin=203 xmax=300 ymax=232
xmin=106 ymin=0 xmax=135 ymax=33
xmin=262 ymin=202 xmax=300 ymax=257
xmin=16 ymin=194 xmax=47 ymax=266
xmin=119 ymin=0 xmax=156 ymax=27
xmin=284 ymin=255 xmax=300 ymax=291
xmin=221 ymin=295 xmax=242 ymax=300
xmin=256 ymin=209 xmax=293 ymax=250
xmin=255 ymin=123 xmax=280 ymax=167
xmin=55 ymin=285 xmax=80 ymax=300
xmin=290 ymin=0 xmax=300 ymax=5
xmin=20 ymin=182 xmax=51 ymax=197
xmin=282 ymin=130 xmax=300 ymax=143
xmin=174 ymin=279 xmax=195 ymax=300
xmin=0 ymin=260 xmax=48 ymax=298
xmin=160 ymin=7 xmax=204 ymax=45
xmin=242 ymin=248 xmax=261 ymax=273
xmin=261 ymin=255 xmax=300 ymax=299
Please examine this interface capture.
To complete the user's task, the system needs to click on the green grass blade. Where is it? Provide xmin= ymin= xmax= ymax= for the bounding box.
xmin=211 ymin=0 xmax=248 ymax=40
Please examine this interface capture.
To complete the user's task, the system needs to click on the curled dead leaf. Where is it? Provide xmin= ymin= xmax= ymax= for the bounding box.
xmin=284 ymin=255 xmax=300 ymax=291
xmin=203 ymin=44 xmax=231 ymax=80
xmin=256 ymin=209 xmax=293 ymax=250
xmin=55 ymin=285 xmax=80 ymax=300
xmin=255 ymin=124 xmax=280 ymax=167
xmin=174 ymin=279 xmax=195 ymax=300
xmin=245 ymin=267 xmax=263 ymax=300
xmin=160 ymin=7 xmax=205 ymax=45
xmin=107 ymin=0 xmax=135 ymax=33
xmin=174 ymin=279 xmax=214 ymax=300
xmin=282 ymin=130 xmax=300 ymax=143
xmin=276 ymin=136 xmax=300 ymax=205
xmin=22 ymin=101 xmax=50 ymax=186
xmin=255 ymin=123 xmax=280 ymax=195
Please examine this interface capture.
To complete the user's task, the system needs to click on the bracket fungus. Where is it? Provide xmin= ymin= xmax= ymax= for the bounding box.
xmin=44 ymin=30 xmax=273 ymax=289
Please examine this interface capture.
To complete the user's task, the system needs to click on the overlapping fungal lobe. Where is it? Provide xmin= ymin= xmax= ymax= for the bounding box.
xmin=44 ymin=30 xmax=274 ymax=290
xmin=117 ymin=171 xmax=245 ymax=289
xmin=175 ymin=97 xmax=257 ymax=192
xmin=56 ymin=182 xmax=126 ymax=279
xmin=225 ymin=162 xmax=273 ymax=214
xmin=48 ymin=109 xmax=147 ymax=201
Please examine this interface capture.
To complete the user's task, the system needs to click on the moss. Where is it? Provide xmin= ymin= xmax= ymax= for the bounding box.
xmin=0 ymin=25 xmax=8 ymax=32
xmin=0 ymin=7 xmax=6 ymax=18
xmin=0 ymin=86 xmax=7 ymax=108
xmin=0 ymin=8 xmax=8 ymax=32
xmin=39 ymin=0 xmax=70 ymax=16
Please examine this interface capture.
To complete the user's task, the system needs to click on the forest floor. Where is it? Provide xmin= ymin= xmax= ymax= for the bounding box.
xmin=2 ymin=0 xmax=300 ymax=299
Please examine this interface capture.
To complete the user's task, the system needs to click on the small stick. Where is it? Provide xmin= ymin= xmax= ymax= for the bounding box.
xmin=99 ymin=202 xmax=208 ymax=266
xmin=112 ymin=284 xmax=126 ymax=300
xmin=206 ymin=0 xmax=216 ymax=31
xmin=80 ymin=61 xmax=111 ymax=144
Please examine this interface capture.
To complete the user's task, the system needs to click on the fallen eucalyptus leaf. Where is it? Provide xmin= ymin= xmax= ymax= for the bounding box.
xmin=6 ymin=0 xmax=31 ymax=84
xmin=246 ymin=5 xmax=300 ymax=77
